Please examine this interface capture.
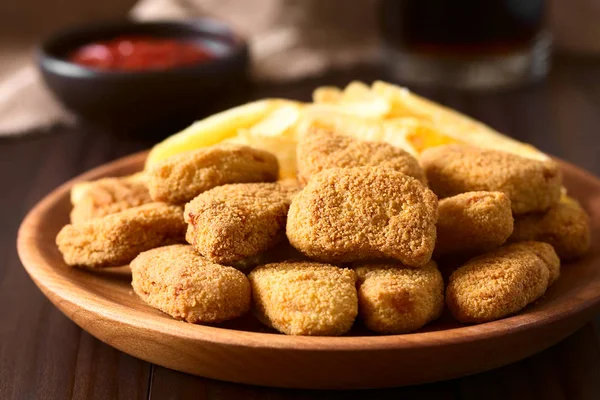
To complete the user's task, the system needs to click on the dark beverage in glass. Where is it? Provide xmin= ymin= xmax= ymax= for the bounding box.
xmin=380 ymin=0 xmax=550 ymax=89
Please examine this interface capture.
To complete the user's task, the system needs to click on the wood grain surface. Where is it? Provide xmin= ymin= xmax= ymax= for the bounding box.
xmin=2 ymin=56 xmax=600 ymax=398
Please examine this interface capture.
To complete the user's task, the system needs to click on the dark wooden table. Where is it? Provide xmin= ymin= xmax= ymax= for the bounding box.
xmin=1 ymin=56 xmax=600 ymax=399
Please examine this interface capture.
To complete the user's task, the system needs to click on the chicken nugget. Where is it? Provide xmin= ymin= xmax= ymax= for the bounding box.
xmin=249 ymin=262 xmax=358 ymax=336
xmin=435 ymin=191 xmax=513 ymax=257
xmin=70 ymin=172 xmax=147 ymax=204
xmin=286 ymin=167 xmax=438 ymax=267
xmin=510 ymin=198 xmax=591 ymax=260
xmin=70 ymin=173 xmax=152 ymax=224
xmin=508 ymin=241 xmax=560 ymax=285
xmin=446 ymin=241 xmax=560 ymax=323
xmin=56 ymin=203 xmax=186 ymax=268
xmin=184 ymin=183 xmax=297 ymax=265
xmin=147 ymin=144 xmax=279 ymax=204
xmin=131 ymin=245 xmax=250 ymax=323
xmin=354 ymin=261 xmax=444 ymax=334
xmin=296 ymin=129 xmax=427 ymax=185
xmin=420 ymin=145 xmax=562 ymax=214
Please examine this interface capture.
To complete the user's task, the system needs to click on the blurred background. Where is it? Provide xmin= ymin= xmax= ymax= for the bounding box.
xmin=1 ymin=0 xmax=600 ymax=139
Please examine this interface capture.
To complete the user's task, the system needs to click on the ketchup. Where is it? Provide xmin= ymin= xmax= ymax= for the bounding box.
xmin=69 ymin=35 xmax=214 ymax=71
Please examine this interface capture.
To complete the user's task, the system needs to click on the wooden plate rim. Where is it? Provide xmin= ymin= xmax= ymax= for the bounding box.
xmin=16 ymin=150 xmax=600 ymax=351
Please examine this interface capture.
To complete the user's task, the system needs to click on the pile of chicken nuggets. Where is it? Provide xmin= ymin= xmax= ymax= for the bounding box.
xmin=56 ymin=129 xmax=591 ymax=336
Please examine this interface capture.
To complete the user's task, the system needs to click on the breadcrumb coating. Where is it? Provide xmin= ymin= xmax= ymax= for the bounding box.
xmin=446 ymin=241 xmax=559 ymax=323
xmin=184 ymin=183 xmax=297 ymax=265
xmin=296 ymin=129 xmax=427 ymax=185
xmin=70 ymin=174 xmax=152 ymax=224
xmin=435 ymin=191 xmax=513 ymax=257
xmin=420 ymin=145 xmax=562 ymax=214
xmin=249 ymin=262 xmax=358 ymax=336
xmin=56 ymin=203 xmax=186 ymax=268
xmin=354 ymin=261 xmax=444 ymax=334
xmin=286 ymin=167 xmax=438 ymax=267
xmin=147 ymin=144 xmax=279 ymax=204
xmin=508 ymin=241 xmax=561 ymax=285
xmin=70 ymin=172 xmax=146 ymax=204
xmin=131 ymin=245 xmax=250 ymax=323
xmin=510 ymin=199 xmax=591 ymax=260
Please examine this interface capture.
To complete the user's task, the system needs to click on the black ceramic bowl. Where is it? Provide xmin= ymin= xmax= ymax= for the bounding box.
xmin=38 ymin=20 xmax=250 ymax=136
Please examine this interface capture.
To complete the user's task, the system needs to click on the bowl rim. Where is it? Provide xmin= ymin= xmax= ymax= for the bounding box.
xmin=37 ymin=19 xmax=249 ymax=79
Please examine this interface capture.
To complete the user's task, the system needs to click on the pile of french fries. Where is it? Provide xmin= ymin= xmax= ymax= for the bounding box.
xmin=146 ymin=81 xmax=548 ymax=179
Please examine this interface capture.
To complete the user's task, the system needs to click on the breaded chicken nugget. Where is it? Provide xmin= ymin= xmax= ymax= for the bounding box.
xmin=70 ymin=173 xmax=152 ymax=224
xmin=184 ymin=183 xmax=297 ymax=265
xmin=420 ymin=145 xmax=562 ymax=214
xmin=435 ymin=191 xmax=513 ymax=257
xmin=510 ymin=198 xmax=591 ymax=260
xmin=286 ymin=167 xmax=438 ymax=267
xmin=249 ymin=262 xmax=358 ymax=336
xmin=509 ymin=241 xmax=560 ymax=285
xmin=147 ymin=144 xmax=279 ymax=204
xmin=354 ymin=261 xmax=444 ymax=334
xmin=70 ymin=172 xmax=147 ymax=204
xmin=56 ymin=203 xmax=186 ymax=268
xmin=446 ymin=241 xmax=560 ymax=323
xmin=296 ymin=129 xmax=427 ymax=185
xmin=131 ymin=245 xmax=250 ymax=323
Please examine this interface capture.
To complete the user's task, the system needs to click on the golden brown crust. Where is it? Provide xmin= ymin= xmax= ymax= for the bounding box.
xmin=286 ymin=167 xmax=438 ymax=267
xmin=70 ymin=174 xmax=152 ymax=224
xmin=248 ymin=262 xmax=358 ymax=336
xmin=296 ymin=129 xmax=427 ymax=185
xmin=354 ymin=261 xmax=444 ymax=334
xmin=147 ymin=144 xmax=279 ymax=204
xmin=420 ymin=145 xmax=562 ymax=214
xmin=510 ymin=200 xmax=591 ymax=260
xmin=435 ymin=191 xmax=514 ymax=257
xmin=446 ymin=241 xmax=559 ymax=323
xmin=184 ymin=183 xmax=297 ymax=265
xmin=508 ymin=241 xmax=561 ymax=285
xmin=56 ymin=203 xmax=186 ymax=268
xmin=70 ymin=172 xmax=146 ymax=203
xmin=131 ymin=245 xmax=251 ymax=323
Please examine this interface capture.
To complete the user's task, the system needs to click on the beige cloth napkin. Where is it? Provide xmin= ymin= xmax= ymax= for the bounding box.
xmin=0 ymin=0 xmax=378 ymax=137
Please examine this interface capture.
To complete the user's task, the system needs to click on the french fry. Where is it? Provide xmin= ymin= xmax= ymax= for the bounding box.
xmin=225 ymin=130 xmax=298 ymax=179
xmin=372 ymin=81 xmax=549 ymax=160
xmin=248 ymin=103 xmax=302 ymax=138
xmin=145 ymin=99 xmax=294 ymax=168
xmin=299 ymin=106 xmax=385 ymax=142
xmin=313 ymin=86 xmax=342 ymax=104
xmin=146 ymin=80 xmax=550 ymax=181
xmin=338 ymin=81 xmax=391 ymax=119
xmin=385 ymin=118 xmax=462 ymax=154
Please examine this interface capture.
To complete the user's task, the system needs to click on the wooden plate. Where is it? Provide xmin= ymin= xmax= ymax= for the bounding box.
xmin=17 ymin=151 xmax=600 ymax=389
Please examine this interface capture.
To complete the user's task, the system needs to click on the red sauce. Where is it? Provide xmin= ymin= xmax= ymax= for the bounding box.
xmin=69 ymin=35 xmax=214 ymax=71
